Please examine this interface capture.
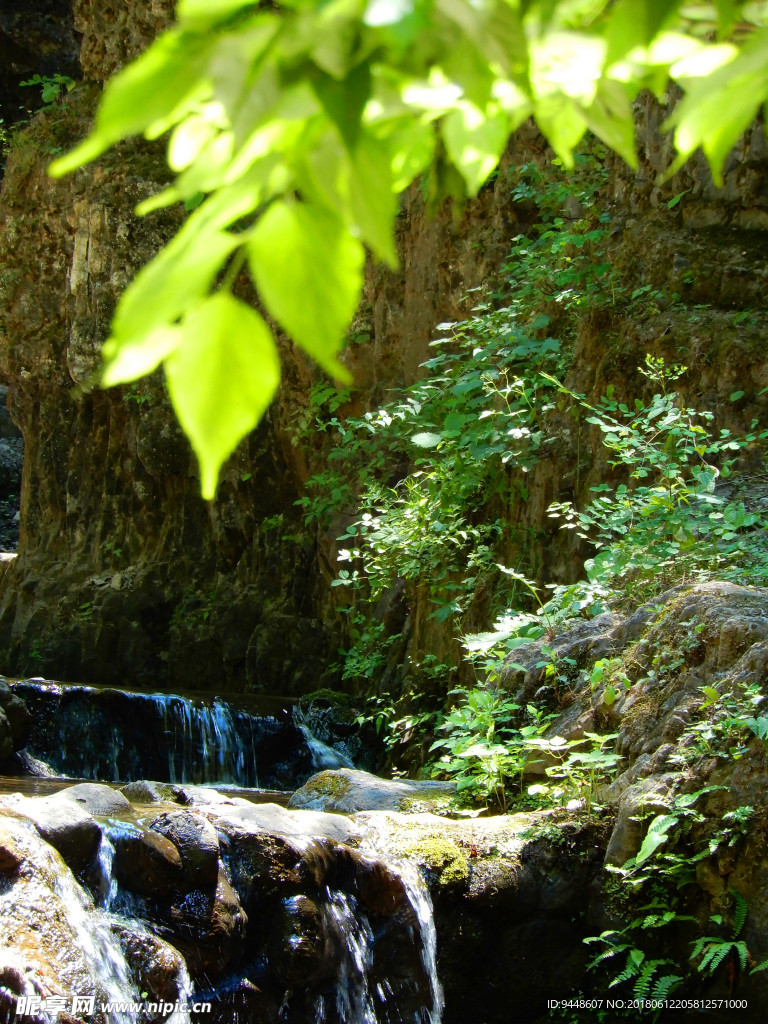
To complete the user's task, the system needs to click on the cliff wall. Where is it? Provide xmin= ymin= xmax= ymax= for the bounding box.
xmin=0 ymin=2 xmax=766 ymax=695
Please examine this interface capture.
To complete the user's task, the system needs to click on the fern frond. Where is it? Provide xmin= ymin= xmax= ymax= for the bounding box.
xmin=750 ymin=956 xmax=768 ymax=974
xmin=731 ymin=891 xmax=748 ymax=938
xmin=610 ymin=950 xmax=644 ymax=987
xmin=588 ymin=947 xmax=624 ymax=970
xmin=634 ymin=961 xmax=661 ymax=1001
xmin=734 ymin=940 xmax=748 ymax=970
xmin=653 ymin=973 xmax=683 ymax=1000
xmin=698 ymin=941 xmax=732 ymax=976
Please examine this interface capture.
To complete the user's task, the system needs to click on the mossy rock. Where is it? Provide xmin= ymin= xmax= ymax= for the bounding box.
xmin=401 ymin=834 xmax=469 ymax=887
xmin=288 ymin=768 xmax=456 ymax=814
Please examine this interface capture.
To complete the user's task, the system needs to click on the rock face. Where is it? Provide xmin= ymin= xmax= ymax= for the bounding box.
xmin=0 ymin=0 xmax=80 ymax=155
xmin=1 ymin=3 xmax=767 ymax=695
xmin=0 ymin=677 xmax=29 ymax=764
xmin=497 ymin=581 xmax=768 ymax=1017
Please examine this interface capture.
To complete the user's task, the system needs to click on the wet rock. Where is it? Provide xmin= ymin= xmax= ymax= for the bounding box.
xmin=112 ymin=925 xmax=190 ymax=1012
xmin=120 ymin=779 xmax=188 ymax=804
xmin=288 ymin=768 xmax=457 ymax=814
xmin=272 ymin=894 xmax=326 ymax=987
xmin=2 ymin=793 xmax=101 ymax=874
xmin=0 ymin=709 xmax=12 ymax=761
xmin=164 ymin=866 xmax=248 ymax=981
xmin=0 ymin=678 xmax=30 ymax=751
xmin=216 ymin=823 xmax=312 ymax=911
xmin=0 ymin=816 xmax=118 ymax=1016
xmin=112 ymin=826 xmax=183 ymax=899
xmin=149 ymin=809 xmax=220 ymax=890
xmin=0 ymin=819 xmax=24 ymax=873
xmin=57 ymin=782 xmax=132 ymax=817
xmin=210 ymin=797 xmax=362 ymax=845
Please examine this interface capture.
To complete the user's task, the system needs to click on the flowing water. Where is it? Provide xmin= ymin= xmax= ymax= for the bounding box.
xmin=11 ymin=680 xmax=348 ymax=788
xmin=3 ymin=679 xmax=444 ymax=1024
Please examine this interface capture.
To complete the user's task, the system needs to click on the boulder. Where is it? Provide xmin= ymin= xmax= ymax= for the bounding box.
xmin=604 ymin=773 xmax=681 ymax=867
xmin=119 ymin=779 xmax=187 ymax=805
xmin=162 ymin=867 xmax=248 ymax=981
xmin=0 ymin=679 xmax=30 ymax=752
xmin=149 ymin=810 xmax=220 ymax=890
xmin=288 ymin=768 xmax=457 ymax=814
xmin=112 ymin=826 xmax=183 ymax=899
xmin=210 ymin=798 xmax=362 ymax=845
xmin=112 ymin=924 xmax=191 ymax=1010
xmin=2 ymin=793 xmax=101 ymax=874
xmin=57 ymin=782 xmax=132 ymax=817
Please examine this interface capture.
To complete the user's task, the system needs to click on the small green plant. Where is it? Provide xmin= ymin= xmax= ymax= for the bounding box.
xmin=528 ymin=732 xmax=623 ymax=815
xmin=428 ymin=685 xmax=558 ymax=811
xmin=124 ymin=383 xmax=151 ymax=406
xmin=586 ymin=788 xmax=764 ymax=1007
xmin=20 ymin=73 xmax=76 ymax=105
xmin=672 ymin=681 xmax=768 ymax=765
xmin=103 ymin=539 xmax=123 ymax=561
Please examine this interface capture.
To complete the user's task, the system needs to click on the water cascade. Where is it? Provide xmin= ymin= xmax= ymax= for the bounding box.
xmin=12 ymin=680 xmax=322 ymax=788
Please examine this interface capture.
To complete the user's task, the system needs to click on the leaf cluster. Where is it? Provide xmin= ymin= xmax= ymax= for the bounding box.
xmin=47 ymin=0 xmax=768 ymax=495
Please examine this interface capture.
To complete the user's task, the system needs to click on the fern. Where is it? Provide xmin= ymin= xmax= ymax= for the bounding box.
xmin=652 ymin=973 xmax=683 ymax=1000
xmin=731 ymin=890 xmax=748 ymax=938
xmin=611 ymin=949 xmax=644 ymax=987
xmin=692 ymin=937 xmax=746 ymax=977
xmin=634 ymin=959 xmax=672 ymax=1001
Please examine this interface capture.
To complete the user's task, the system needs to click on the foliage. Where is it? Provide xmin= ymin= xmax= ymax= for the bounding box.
xmin=586 ymin=788 xmax=767 ymax=1005
xmin=20 ymin=73 xmax=76 ymax=105
xmin=428 ymin=685 xmax=553 ymax=810
xmin=671 ymin=680 xmax=768 ymax=766
xmin=47 ymin=0 xmax=768 ymax=496
xmin=547 ymin=356 xmax=768 ymax=598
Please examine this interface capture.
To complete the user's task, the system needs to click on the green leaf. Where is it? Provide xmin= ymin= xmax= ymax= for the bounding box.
xmin=412 ymin=431 xmax=444 ymax=448
xmin=442 ymin=102 xmax=509 ymax=195
xmin=348 ymin=134 xmax=398 ymax=266
xmin=248 ymin=201 xmax=364 ymax=381
xmin=584 ymin=79 xmax=637 ymax=168
xmin=110 ymin=224 xmax=240 ymax=348
xmin=665 ymin=27 xmax=768 ymax=184
xmin=177 ymin=0 xmax=257 ymax=28
xmin=635 ymin=814 xmax=678 ymax=865
xmin=312 ymin=62 xmax=372 ymax=149
xmin=164 ymin=293 xmax=280 ymax=498
xmin=102 ymin=325 xmax=184 ymax=387
xmin=49 ymin=31 xmax=213 ymax=175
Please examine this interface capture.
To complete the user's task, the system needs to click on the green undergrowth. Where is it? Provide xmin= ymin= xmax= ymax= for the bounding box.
xmin=295 ymin=147 xmax=768 ymax=807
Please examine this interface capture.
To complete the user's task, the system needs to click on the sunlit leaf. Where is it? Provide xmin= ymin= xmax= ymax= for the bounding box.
xmin=247 ymin=200 xmax=364 ymax=380
xmin=665 ymin=27 xmax=768 ymax=184
xmin=102 ymin=325 xmax=184 ymax=386
xmin=164 ymin=293 xmax=280 ymax=499
xmin=412 ymin=432 xmax=444 ymax=447
xmin=49 ymin=31 xmax=213 ymax=175
xmin=442 ymin=102 xmax=509 ymax=195
xmin=348 ymin=135 xmax=399 ymax=265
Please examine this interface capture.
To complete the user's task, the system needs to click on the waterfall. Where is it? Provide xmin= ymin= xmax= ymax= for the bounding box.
xmin=12 ymin=680 xmax=315 ymax=788
xmin=398 ymin=862 xmax=444 ymax=1024
xmin=317 ymin=889 xmax=378 ymax=1024
xmin=44 ymin=839 xmax=141 ymax=1024
xmin=313 ymin=863 xmax=443 ymax=1024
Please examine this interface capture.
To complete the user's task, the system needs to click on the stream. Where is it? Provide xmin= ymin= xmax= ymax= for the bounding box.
xmin=0 ymin=679 xmax=443 ymax=1024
